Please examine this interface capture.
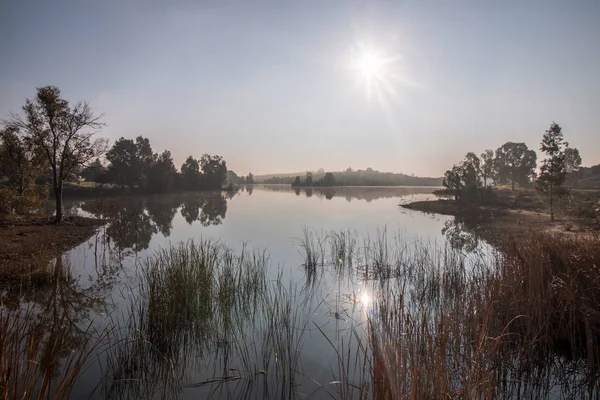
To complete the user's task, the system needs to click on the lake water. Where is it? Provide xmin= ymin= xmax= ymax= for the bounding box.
xmin=7 ymin=185 xmax=496 ymax=399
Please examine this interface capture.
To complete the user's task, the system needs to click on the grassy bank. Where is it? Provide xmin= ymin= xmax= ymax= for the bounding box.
xmin=0 ymin=216 xmax=103 ymax=277
xmin=403 ymin=188 xmax=600 ymax=233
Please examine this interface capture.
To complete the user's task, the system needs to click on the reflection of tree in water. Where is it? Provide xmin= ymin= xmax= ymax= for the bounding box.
xmin=180 ymin=196 xmax=201 ymax=224
xmin=106 ymin=199 xmax=156 ymax=255
xmin=180 ymin=193 xmax=228 ymax=226
xmin=199 ymin=193 xmax=227 ymax=226
xmin=442 ymin=217 xmax=480 ymax=253
xmin=225 ymin=187 xmax=240 ymax=200
xmin=1 ymin=254 xmax=115 ymax=384
xmin=80 ymin=194 xmax=229 ymax=256
xmin=259 ymin=185 xmax=437 ymax=202
xmin=247 ymin=185 xmax=253 ymax=196
xmin=145 ymin=197 xmax=180 ymax=236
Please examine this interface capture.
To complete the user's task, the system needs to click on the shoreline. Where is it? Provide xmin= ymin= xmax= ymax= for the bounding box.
xmin=0 ymin=216 xmax=104 ymax=277
xmin=401 ymin=199 xmax=597 ymax=235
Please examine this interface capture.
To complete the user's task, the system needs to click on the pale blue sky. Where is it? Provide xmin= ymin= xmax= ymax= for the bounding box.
xmin=1 ymin=0 xmax=599 ymax=176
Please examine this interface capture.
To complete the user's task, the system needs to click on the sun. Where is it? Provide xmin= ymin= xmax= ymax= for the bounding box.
xmin=348 ymin=43 xmax=402 ymax=99
xmin=356 ymin=51 xmax=383 ymax=80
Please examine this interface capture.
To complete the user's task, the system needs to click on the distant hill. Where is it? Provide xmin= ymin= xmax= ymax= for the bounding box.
xmin=254 ymin=171 xmax=312 ymax=181
xmin=255 ymin=168 xmax=443 ymax=187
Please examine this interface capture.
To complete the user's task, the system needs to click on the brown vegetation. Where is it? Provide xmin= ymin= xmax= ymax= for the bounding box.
xmin=365 ymin=232 xmax=600 ymax=399
xmin=0 ymin=216 xmax=103 ymax=277
xmin=403 ymin=188 xmax=600 ymax=233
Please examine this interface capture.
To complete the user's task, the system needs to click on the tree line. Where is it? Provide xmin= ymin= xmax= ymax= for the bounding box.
xmin=82 ymin=137 xmax=228 ymax=193
xmin=0 ymin=86 xmax=239 ymax=223
xmin=443 ymin=122 xmax=582 ymax=220
xmin=268 ymin=168 xmax=442 ymax=187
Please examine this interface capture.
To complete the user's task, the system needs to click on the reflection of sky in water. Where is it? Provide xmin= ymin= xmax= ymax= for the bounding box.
xmin=36 ymin=186 xmax=499 ymax=399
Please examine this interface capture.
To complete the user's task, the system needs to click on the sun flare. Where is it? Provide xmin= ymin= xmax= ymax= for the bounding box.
xmin=360 ymin=292 xmax=371 ymax=306
xmin=348 ymin=43 xmax=405 ymax=100
xmin=356 ymin=52 xmax=383 ymax=79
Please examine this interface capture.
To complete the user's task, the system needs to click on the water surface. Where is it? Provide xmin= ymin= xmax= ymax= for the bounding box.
xmin=7 ymin=185 xmax=492 ymax=399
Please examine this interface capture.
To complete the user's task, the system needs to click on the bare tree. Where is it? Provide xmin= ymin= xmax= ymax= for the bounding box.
xmin=6 ymin=86 xmax=107 ymax=223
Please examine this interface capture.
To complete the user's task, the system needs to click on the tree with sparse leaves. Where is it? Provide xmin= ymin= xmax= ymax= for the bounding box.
xmin=6 ymin=86 xmax=107 ymax=223
xmin=480 ymin=149 xmax=494 ymax=188
xmin=564 ymin=147 xmax=582 ymax=187
xmin=537 ymin=122 xmax=569 ymax=221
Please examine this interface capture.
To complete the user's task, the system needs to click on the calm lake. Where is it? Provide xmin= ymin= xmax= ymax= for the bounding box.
xmin=10 ymin=185 xmax=497 ymax=399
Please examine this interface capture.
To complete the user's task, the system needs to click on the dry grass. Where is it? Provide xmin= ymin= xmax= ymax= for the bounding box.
xmin=341 ymin=232 xmax=600 ymax=399
xmin=3 ymin=229 xmax=599 ymax=399
xmin=0 ymin=307 xmax=109 ymax=400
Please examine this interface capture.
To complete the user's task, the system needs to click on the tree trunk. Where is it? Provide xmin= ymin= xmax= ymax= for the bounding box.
xmin=550 ymin=184 xmax=554 ymax=221
xmin=511 ymin=178 xmax=515 ymax=191
xmin=54 ymin=184 xmax=63 ymax=224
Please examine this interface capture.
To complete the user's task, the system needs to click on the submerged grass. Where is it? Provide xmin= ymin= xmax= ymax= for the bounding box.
xmin=4 ymin=228 xmax=600 ymax=399
xmin=0 ymin=307 xmax=110 ymax=400
xmin=310 ymin=231 xmax=600 ymax=399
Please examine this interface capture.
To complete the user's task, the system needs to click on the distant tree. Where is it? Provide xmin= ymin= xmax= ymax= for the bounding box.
xmin=537 ymin=122 xmax=569 ymax=221
xmin=292 ymin=176 xmax=301 ymax=187
xmin=564 ymin=147 xmax=582 ymax=187
xmin=480 ymin=149 xmax=494 ymax=188
xmin=322 ymin=172 xmax=336 ymax=186
xmin=443 ymin=165 xmax=464 ymax=199
xmin=106 ymin=138 xmax=138 ymax=187
xmin=245 ymin=173 xmax=254 ymax=184
xmin=6 ymin=86 xmax=106 ymax=223
xmin=0 ymin=126 xmax=47 ymax=195
xmin=147 ymin=150 xmax=177 ymax=193
xmin=494 ymin=142 xmax=537 ymax=190
xmin=226 ymin=170 xmax=243 ymax=185
xmin=464 ymin=152 xmax=482 ymax=181
xmin=134 ymin=136 xmax=155 ymax=188
xmin=305 ymin=172 xmax=313 ymax=186
xmin=200 ymin=154 xmax=227 ymax=189
xmin=80 ymin=158 xmax=107 ymax=184
xmin=443 ymin=152 xmax=483 ymax=203
xmin=181 ymin=156 xmax=201 ymax=190
xmin=564 ymin=147 xmax=582 ymax=173
xmin=105 ymin=136 xmax=154 ymax=188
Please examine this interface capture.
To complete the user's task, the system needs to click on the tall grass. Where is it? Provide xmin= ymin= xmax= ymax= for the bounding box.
xmin=0 ymin=307 xmax=109 ymax=400
xmin=310 ymin=231 xmax=600 ymax=399
xmin=5 ymin=229 xmax=599 ymax=399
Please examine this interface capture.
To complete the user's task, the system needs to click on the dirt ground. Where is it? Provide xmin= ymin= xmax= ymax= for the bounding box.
xmin=0 ymin=216 xmax=104 ymax=278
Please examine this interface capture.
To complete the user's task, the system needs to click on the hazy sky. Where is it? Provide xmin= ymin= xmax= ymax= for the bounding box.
xmin=1 ymin=0 xmax=599 ymax=177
